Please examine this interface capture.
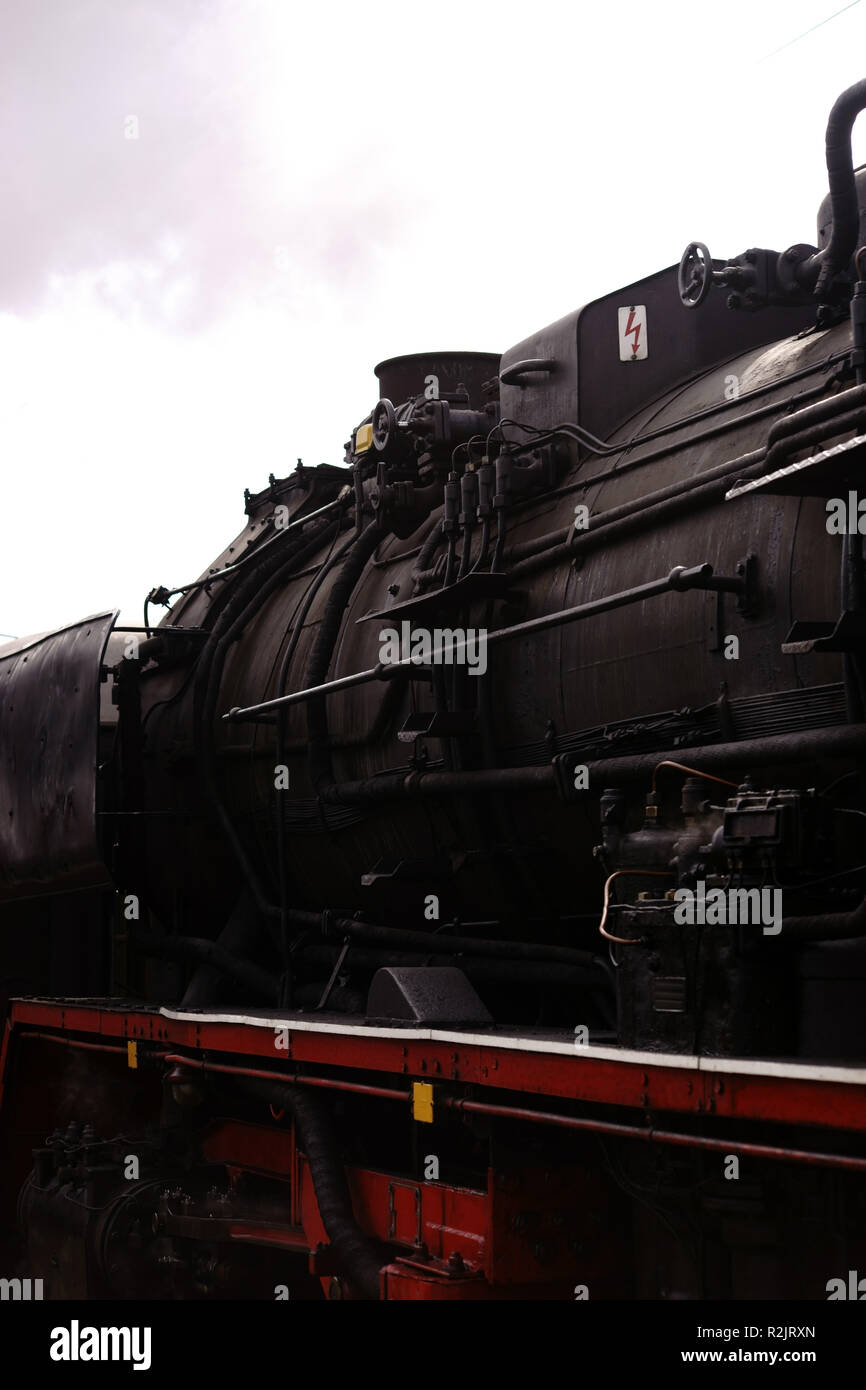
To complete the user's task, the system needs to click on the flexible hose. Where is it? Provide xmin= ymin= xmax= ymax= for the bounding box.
xmin=238 ymin=1076 xmax=384 ymax=1300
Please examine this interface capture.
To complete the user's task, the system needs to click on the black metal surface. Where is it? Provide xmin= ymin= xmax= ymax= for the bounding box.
xmin=373 ymin=351 xmax=500 ymax=411
xmin=366 ymin=966 xmax=492 ymax=1024
xmin=0 ymin=612 xmax=117 ymax=901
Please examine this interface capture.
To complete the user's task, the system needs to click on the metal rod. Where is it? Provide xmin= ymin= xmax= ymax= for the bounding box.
xmin=439 ymin=1096 xmax=866 ymax=1171
xmin=223 ymin=563 xmax=732 ymax=721
xmin=162 ymin=1054 xmax=409 ymax=1103
xmin=18 ymin=1031 xmax=168 ymax=1060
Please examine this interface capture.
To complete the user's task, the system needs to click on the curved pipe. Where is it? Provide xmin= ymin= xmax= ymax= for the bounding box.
xmin=499 ymin=357 xmax=556 ymax=385
xmin=236 ymin=1076 xmax=384 ymax=1300
xmin=130 ymin=927 xmax=277 ymax=1001
xmin=805 ymin=79 xmax=866 ymax=295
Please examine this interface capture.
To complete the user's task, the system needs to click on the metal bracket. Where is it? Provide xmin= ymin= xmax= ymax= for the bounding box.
xmin=782 ymin=609 xmax=866 ymax=654
xmin=398 ymin=711 xmax=477 ymax=742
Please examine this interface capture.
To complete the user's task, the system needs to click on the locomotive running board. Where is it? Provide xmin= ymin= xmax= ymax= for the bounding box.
xmin=724 ymin=431 xmax=866 ymax=499
xmin=4 ymin=998 xmax=866 ymax=1143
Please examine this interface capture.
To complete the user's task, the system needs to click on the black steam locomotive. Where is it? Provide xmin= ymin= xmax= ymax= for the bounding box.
xmin=2 ymin=80 xmax=866 ymax=1302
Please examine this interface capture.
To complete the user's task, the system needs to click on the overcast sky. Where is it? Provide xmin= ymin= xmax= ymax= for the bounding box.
xmin=1 ymin=0 xmax=865 ymax=638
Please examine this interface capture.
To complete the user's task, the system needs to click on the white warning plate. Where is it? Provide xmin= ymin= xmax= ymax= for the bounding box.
xmin=618 ymin=304 xmax=647 ymax=361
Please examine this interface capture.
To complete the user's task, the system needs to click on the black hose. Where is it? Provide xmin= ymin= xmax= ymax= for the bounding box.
xmin=237 ymin=1076 xmax=384 ymax=1300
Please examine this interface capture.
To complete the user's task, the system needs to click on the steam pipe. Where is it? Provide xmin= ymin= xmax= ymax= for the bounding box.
xmin=765 ymin=381 xmax=866 ymax=448
xmin=805 ymin=79 xmax=866 ymax=297
xmin=309 ymin=724 xmax=865 ymax=805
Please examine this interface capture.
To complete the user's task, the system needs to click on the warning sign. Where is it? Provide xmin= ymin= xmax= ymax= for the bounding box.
xmin=618 ymin=305 xmax=647 ymax=361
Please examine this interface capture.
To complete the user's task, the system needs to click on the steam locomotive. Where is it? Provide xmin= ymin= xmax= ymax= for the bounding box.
xmin=3 ymin=80 xmax=866 ymax=1302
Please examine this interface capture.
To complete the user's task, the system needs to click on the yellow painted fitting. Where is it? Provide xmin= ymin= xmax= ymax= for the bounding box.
xmin=412 ymin=1081 xmax=434 ymax=1123
xmin=355 ymin=423 xmax=374 ymax=453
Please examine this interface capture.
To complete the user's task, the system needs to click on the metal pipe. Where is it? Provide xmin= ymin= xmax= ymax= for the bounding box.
xmin=162 ymin=1054 xmax=409 ymax=1103
xmin=507 ymin=407 xmax=866 ymax=586
xmin=287 ymin=907 xmax=610 ymax=973
xmin=311 ymin=724 xmax=865 ymax=806
xmin=505 ymin=446 xmax=770 ymax=580
xmin=763 ymin=404 xmax=866 ymax=469
xmin=766 ymin=381 xmax=866 ymax=447
xmin=159 ymin=490 xmax=353 ymax=603
xmin=807 ymin=78 xmax=866 ymax=296
xmin=439 ymin=1096 xmax=866 ymax=1173
xmin=17 ymin=1032 xmax=158 ymax=1059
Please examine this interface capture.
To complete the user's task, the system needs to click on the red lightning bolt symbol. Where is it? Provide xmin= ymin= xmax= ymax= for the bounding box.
xmin=624 ymin=309 xmax=641 ymax=356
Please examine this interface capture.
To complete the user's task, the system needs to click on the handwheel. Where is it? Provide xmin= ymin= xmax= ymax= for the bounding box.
xmin=372 ymin=398 xmax=397 ymax=452
xmin=678 ymin=241 xmax=713 ymax=308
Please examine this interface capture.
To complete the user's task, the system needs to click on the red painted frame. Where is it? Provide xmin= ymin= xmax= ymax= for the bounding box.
xmin=4 ymin=997 xmax=866 ymax=1134
xmin=3 ymin=997 xmax=865 ymax=1299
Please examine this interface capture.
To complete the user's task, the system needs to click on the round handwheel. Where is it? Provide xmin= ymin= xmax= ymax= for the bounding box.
xmin=678 ymin=242 xmax=713 ymax=308
xmin=372 ymin=398 xmax=397 ymax=452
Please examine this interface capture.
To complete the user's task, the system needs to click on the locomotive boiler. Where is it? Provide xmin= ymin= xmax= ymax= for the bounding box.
xmin=3 ymin=79 xmax=866 ymax=1302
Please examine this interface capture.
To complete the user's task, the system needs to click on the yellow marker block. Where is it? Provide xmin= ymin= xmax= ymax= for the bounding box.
xmin=355 ymin=423 xmax=374 ymax=453
xmin=413 ymin=1081 xmax=434 ymax=1123
xmin=127 ymin=1040 xmax=138 ymax=1070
